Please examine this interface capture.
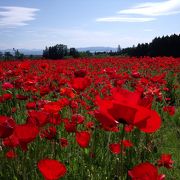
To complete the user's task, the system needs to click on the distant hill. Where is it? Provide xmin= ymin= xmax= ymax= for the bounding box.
xmin=0 ymin=47 xmax=117 ymax=55
xmin=0 ymin=49 xmax=43 ymax=55
xmin=77 ymin=47 xmax=117 ymax=52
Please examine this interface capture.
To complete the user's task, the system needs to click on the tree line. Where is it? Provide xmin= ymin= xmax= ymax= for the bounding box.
xmin=0 ymin=49 xmax=24 ymax=61
xmin=0 ymin=49 xmax=42 ymax=61
xmin=42 ymin=34 xmax=180 ymax=59
xmin=1 ymin=33 xmax=180 ymax=61
xmin=43 ymin=44 xmax=80 ymax=59
xmin=42 ymin=44 xmax=121 ymax=59
xmin=42 ymin=44 xmax=96 ymax=59
xmin=121 ymin=34 xmax=180 ymax=57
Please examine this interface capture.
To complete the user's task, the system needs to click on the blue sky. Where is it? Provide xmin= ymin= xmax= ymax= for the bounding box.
xmin=0 ymin=0 xmax=180 ymax=49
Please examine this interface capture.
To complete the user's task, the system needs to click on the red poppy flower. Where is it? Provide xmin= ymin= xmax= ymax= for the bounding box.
xmin=0 ymin=96 xmax=3 ymax=103
xmin=74 ymin=69 xmax=87 ymax=77
xmin=49 ymin=113 xmax=61 ymax=125
xmin=6 ymin=150 xmax=17 ymax=159
xmin=40 ymin=87 xmax=51 ymax=96
xmin=43 ymin=102 xmax=61 ymax=114
xmin=59 ymin=138 xmax=68 ymax=148
xmin=2 ymin=134 xmax=19 ymax=148
xmin=57 ymin=98 xmax=69 ymax=107
xmin=64 ymin=119 xmax=77 ymax=133
xmin=28 ymin=110 xmax=49 ymax=127
xmin=2 ymin=82 xmax=14 ymax=90
xmin=76 ymin=131 xmax=91 ymax=148
xmin=39 ymin=63 xmax=49 ymax=71
xmin=109 ymin=143 xmax=121 ymax=154
xmin=26 ymin=102 xmax=37 ymax=110
xmin=72 ymin=114 xmax=85 ymax=124
xmin=124 ymin=124 xmax=134 ymax=132
xmin=128 ymin=162 xmax=165 ymax=180
xmin=94 ymin=102 xmax=118 ymax=130
xmin=2 ymin=93 xmax=13 ymax=101
xmin=38 ymin=158 xmax=67 ymax=180
xmin=163 ymin=106 xmax=175 ymax=116
xmin=11 ymin=107 xmax=17 ymax=113
xmin=157 ymin=154 xmax=174 ymax=169
xmin=95 ymin=88 xmax=161 ymax=133
xmin=60 ymin=88 xmax=75 ymax=99
xmin=18 ymin=61 xmax=30 ymax=71
xmin=86 ymin=121 xmax=95 ymax=129
xmin=163 ymin=87 xmax=169 ymax=92
xmin=165 ymin=97 xmax=171 ymax=101
xmin=71 ymin=77 xmax=91 ymax=91
xmin=36 ymin=100 xmax=49 ymax=109
xmin=70 ymin=100 xmax=78 ymax=109
xmin=40 ymin=126 xmax=57 ymax=140
xmin=0 ymin=116 xmax=16 ymax=138
xmin=14 ymin=124 xmax=39 ymax=151
xmin=100 ymin=125 xmax=119 ymax=132
xmin=131 ymin=71 xmax=141 ymax=78
xmin=122 ymin=140 xmax=133 ymax=148
xmin=16 ymin=94 xmax=28 ymax=100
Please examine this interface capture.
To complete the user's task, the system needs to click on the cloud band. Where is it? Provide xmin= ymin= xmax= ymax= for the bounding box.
xmin=0 ymin=6 xmax=39 ymax=28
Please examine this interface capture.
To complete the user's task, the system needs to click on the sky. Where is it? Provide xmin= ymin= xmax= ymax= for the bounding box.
xmin=0 ymin=0 xmax=180 ymax=49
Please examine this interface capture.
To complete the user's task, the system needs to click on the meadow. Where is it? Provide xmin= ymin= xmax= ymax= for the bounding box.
xmin=0 ymin=57 xmax=180 ymax=180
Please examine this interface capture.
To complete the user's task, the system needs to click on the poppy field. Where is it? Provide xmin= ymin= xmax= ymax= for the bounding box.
xmin=0 ymin=57 xmax=180 ymax=180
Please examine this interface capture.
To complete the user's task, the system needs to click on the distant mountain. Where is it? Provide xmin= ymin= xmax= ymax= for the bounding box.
xmin=0 ymin=47 xmax=117 ymax=55
xmin=19 ymin=49 xmax=43 ymax=55
xmin=0 ymin=49 xmax=43 ymax=55
xmin=77 ymin=47 xmax=117 ymax=52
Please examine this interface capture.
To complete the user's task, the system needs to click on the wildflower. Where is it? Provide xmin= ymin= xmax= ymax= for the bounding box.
xmin=128 ymin=162 xmax=165 ymax=180
xmin=2 ymin=82 xmax=14 ymax=90
xmin=38 ymin=159 xmax=67 ymax=180
xmin=76 ymin=131 xmax=91 ymax=148
xmin=6 ymin=150 xmax=17 ymax=159
xmin=59 ymin=138 xmax=68 ymax=148
xmin=163 ymin=106 xmax=175 ymax=116
xmin=40 ymin=126 xmax=56 ymax=140
xmin=15 ymin=124 xmax=39 ymax=151
xmin=158 ymin=154 xmax=174 ymax=169
xmin=95 ymin=88 xmax=161 ymax=133
xmin=0 ymin=116 xmax=16 ymax=138
xmin=109 ymin=143 xmax=121 ymax=154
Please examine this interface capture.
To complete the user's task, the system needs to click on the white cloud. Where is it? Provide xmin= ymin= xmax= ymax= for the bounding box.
xmin=0 ymin=6 xmax=39 ymax=28
xmin=96 ymin=0 xmax=180 ymax=23
xmin=96 ymin=16 xmax=155 ymax=22
xmin=118 ymin=0 xmax=180 ymax=16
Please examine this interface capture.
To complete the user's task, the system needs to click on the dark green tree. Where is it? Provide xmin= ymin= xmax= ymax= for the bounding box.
xmin=69 ymin=48 xmax=79 ymax=58
xmin=0 ymin=52 xmax=3 ymax=60
xmin=13 ymin=49 xmax=24 ymax=60
xmin=43 ymin=44 xmax=69 ymax=59
xmin=120 ymin=34 xmax=180 ymax=57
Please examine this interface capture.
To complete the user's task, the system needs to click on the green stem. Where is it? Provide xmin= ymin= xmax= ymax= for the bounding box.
xmin=120 ymin=125 xmax=125 ymax=180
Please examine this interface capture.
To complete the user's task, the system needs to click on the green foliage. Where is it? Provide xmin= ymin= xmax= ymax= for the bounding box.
xmin=0 ymin=49 xmax=24 ymax=61
xmin=121 ymin=34 xmax=180 ymax=57
xmin=43 ymin=44 xmax=80 ymax=59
